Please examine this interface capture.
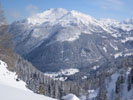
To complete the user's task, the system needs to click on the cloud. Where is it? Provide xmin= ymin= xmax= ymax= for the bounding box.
xmin=9 ymin=9 xmax=21 ymax=19
xmin=96 ymin=0 xmax=124 ymax=10
xmin=26 ymin=4 xmax=38 ymax=16
xmin=107 ymin=0 xmax=123 ymax=5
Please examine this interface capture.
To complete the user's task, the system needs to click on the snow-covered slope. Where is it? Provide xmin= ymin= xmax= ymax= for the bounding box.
xmin=26 ymin=8 xmax=97 ymax=26
xmin=100 ymin=18 xmax=133 ymax=32
xmin=27 ymin=8 xmax=68 ymax=25
xmin=9 ymin=8 xmax=102 ymax=55
xmin=105 ymin=68 xmax=133 ymax=100
xmin=0 ymin=60 xmax=56 ymax=100
xmin=9 ymin=8 xmax=133 ymax=54
xmin=62 ymin=94 xmax=80 ymax=100
xmin=0 ymin=60 xmax=29 ymax=90
xmin=0 ymin=84 xmax=56 ymax=100
xmin=9 ymin=8 xmax=133 ymax=75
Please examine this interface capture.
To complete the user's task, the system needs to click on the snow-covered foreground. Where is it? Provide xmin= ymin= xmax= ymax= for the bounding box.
xmin=0 ymin=60 xmax=56 ymax=100
xmin=0 ymin=60 xmax=29 ymax=91
xmin=0 ymin=60 xmax=80 ymax=100
xmin=0 ymin=84 xmax=56 ymax=100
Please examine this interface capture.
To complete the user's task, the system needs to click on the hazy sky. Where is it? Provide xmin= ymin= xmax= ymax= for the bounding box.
xmin=1 ymin=0 xmax=133 ymax=23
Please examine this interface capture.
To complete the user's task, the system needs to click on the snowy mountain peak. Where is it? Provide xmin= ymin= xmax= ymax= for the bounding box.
xmin=68 ymin=10 xmax=96 ymax=25
xmin=122 ymin=18 xmax=133 ymax=24
xmin=27 ymin=8 xmax=68 ymax=25
xmin=38 ymin=8 xmax=68 ymax=18
xmin=9 ymin=8 xmax=133 ymax=57
xmin=120 ymin=19 xmax=133 ymax=31
xmin=27 ymin=8 xmax=97 ymax=26
xmin=99 ymin=18 xmax=119 ymax=26
xmin=56 ymin=10 xmax=96 ymax=26
xmin=99 ymin=18 xmax=133 ymax=31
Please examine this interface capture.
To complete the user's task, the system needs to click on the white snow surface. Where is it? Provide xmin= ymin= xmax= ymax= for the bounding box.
xmin=114 ymin=52 xmax=133 ymax=58
xmin=62 ymin=94 xmax=80 ymax=100
xmin=80 ymin=89 xmax=98 ymax=100
xmin=82 ymin=76 xmax=87 ymax=80
xmin=57 ymin=10 xmax=97 ymax=26
xmin=44 ymin=68 xmax=79 ymax=81
xmin=12 ymin=8 xmax=133 ymax=49
xmin=88 ymin=89 xmax=98 ymax=99
xmin=0 ymin=60 xmax=56 ymax=100
xmin=59 ymin=68 xmax=79 ymax=76
xmin=100 ymin=18 xmax=133 ymax=32
xmin=0 ymin=84 xmax=56 ymax=100
xmin=27 ymin=9 xmax=133 ymax=33
xmin=106 ymin=70 xmax=133 ymax=100
xmin=120 ymin=19 xmax=133 ymax=31
xmin=110 ymin=43 xmax=118 ymax=51
xmin=99 ymin=18 xmax=119 ymax=32
xmin=121 ymin=37 xmax=133 ymax=43
xmin=106 ymin=73 xmax=119 ymax=99
xmin=26 ymin=8 xmax=133 ymax=43
xmin=0 ymin=60 xmax=29 ymax=91
xmin=114 ymin=52 xmax=123 ymax=58
xmin=27 ymin=8 xmax=96 ymax=26
xmin=103 ymin=47 xmax=107 ymax=53
xmin=26 ymin=8 xmax=100 ymax=42
xmin=124 ymin=52 xmax=133 ymax=57
xmin=92 ymin=65 xmax=100 ymax=70
xmin=27 ymin=8 xmax=68 ymax=25
xmin=45 ymin=68 xmax=79 ymax=76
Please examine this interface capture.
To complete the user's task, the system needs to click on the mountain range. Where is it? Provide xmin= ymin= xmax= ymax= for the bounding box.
xmin=0 ymin=8 xmax=132 ymax=100
xmin=9 ymin=8 xmax=133 ymax=74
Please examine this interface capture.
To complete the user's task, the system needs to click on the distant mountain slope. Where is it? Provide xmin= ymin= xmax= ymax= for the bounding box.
xmin=9 ymin=8 xmax=133 ymax=74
